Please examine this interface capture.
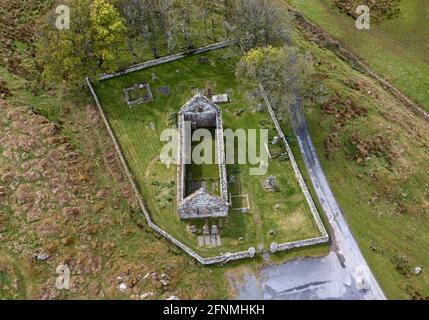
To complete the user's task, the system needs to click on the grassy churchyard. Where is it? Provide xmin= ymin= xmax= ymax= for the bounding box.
xmin=94 ymin=47 xmax=323 ymax=258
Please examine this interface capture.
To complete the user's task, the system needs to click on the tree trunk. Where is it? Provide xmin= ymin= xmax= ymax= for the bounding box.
xmin=211 ymin=18 xmax=217 ymax=42
xmin=204 ymin=17 xmax=209 ymax=39
xmin=127 ymin=37 xmax=139 ymax=63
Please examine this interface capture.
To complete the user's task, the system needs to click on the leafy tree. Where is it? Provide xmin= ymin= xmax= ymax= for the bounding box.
xmin=236 ymin=46 xmax=314 ymax=116
xmin=90 ymin=0 xmax=127 ymax=69
xmin=41 ymin=0 xmax=126 ymax=87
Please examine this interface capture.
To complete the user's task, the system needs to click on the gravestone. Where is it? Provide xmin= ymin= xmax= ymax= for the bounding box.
xmin=263 ymin=176 xmax=276 ymax=191
xmin=159 ymin=86 xmax=170 ymax=95
xmin=151 ymin=73 xmax=157 ymax=81
xmin=272 ymin=136 xmax=279 ymax=145
xmin=198 ymin=56 xmax=209 ymax=63
xmin=210 ymin=225 xmax=220 ymax=247
xmin=260 ymin=160 xmax=268 ymax=172
xmin=197 ymin=236 xmax=204 ymax=247
xmin=212 ymin=94 xmax=229 ymax=104
xmin=234 ymin=108 xmax=244 ymax=116
xmin=228 ymin=175 xmax=235 ymax=184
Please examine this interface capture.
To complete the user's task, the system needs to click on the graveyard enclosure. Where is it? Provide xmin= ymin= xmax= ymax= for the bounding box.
xmin=93 ymin=48 xmax=326 ymax=257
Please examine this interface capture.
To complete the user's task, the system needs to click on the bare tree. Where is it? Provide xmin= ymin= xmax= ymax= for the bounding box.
xmin=226 ymin=0 xmax=291 ymax=52
xmin=116 ymin=0 xmax=143 ymax=61
xmin=172 ymin=0 xmax=195 ymax=49
xmin=196 ymin=0 xmax=225 ymax=41
xmin=118 ymin=0 xmax=173 ymax=59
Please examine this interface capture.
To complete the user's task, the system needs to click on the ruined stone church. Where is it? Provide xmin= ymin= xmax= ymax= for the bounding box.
xmin=176 ymin=94 xmax=229 ymax=220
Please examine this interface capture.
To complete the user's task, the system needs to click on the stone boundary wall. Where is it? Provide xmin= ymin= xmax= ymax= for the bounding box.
xmin=176 ymin=112 xmax=185 ymax=207
xmin=86 ymin=77 xmax=255 ymax=265
xmin=289 ymin=6 xmax=429 ymax=124
xmin=98 ymin=40 xmax=235 ymax=81
xmin=270 ymin=235 xmax=329 ymax=253
xmin=259 ymin=84 xmax=329 ymax=252
xmin=216 ymin=110 xmax=228 ymax=203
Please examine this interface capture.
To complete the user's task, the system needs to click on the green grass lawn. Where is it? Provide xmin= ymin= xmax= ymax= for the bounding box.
xmin=94 ymin=48 xmax=323 ymax=258
xmin=187 ymin=137 xmax=221 ymax=195
xmin=128 ymin=86 xmax=150 ymax=101
xmin=288 ymin=0 xmax=429 ymax=112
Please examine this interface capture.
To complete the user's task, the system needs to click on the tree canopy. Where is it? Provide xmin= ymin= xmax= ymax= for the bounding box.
xmin=236 ymin=46 xmax=314 ymax=116
xmin=41 ymin=0 xmax=126 ymax=87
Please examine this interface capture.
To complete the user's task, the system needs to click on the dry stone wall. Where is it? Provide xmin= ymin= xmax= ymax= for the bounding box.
xmin=98 ymin=40 xmax=234 ymax=81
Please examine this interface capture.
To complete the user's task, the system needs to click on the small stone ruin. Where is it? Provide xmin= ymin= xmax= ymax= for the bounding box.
xmin=124 ymin=83 xmax=153 ymax=107
xmin=212 ymin=94 xmax=229 ymax=104
xmin=263 ymin=176 xmax=276 ymax=192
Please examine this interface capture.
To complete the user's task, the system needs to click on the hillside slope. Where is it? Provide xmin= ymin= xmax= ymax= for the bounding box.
xmin=0 ymin=84 xmax=229 ymax=299
xmin=288 ymin=0 xmax=429 ymax=112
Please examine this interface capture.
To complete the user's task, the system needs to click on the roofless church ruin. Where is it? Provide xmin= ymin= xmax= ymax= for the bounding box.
xmin=176 ymin=94 xmax=229 ymax=220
